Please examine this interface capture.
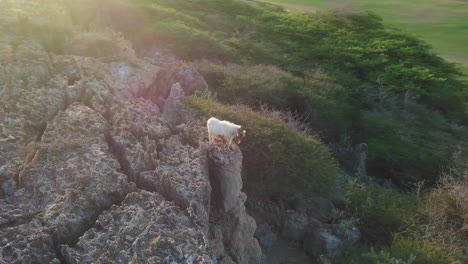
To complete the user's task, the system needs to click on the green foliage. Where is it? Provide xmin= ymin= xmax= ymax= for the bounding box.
xmin=336 ymin=247 xmax=416 ymax=264
xmin=268 ymin=0 xmax=468 ymax=75
xmin=194 ymin=61 xmax=302 ymax=107
xmin=341 ymin=168 xmax=468 ymax=264
xmin=337 ymin=239 xmax=466 ymax=264
xmin=68 ymin=30 xmax=135 ymax=60
xmin=185 ymin=96 xmax=340 ymax=198
xmin=1 ymin=0 xmax=74 ymax=54
xmin=195 ymin=61 xmax=356 ymax=138
xmin=391 ymin=235 xmax=465 ymax=264
xmin=360 ymin=94 xmax=468 ymax=183
xmin=150 ymin=20 xmax=231 ymax=60
xmin=334 ymin=217 xmax=359 ymax=237
xmin=125 ymin=0 xmax=468 ymax=185
xmin=344 ymin=181 xmax=418 ymax=244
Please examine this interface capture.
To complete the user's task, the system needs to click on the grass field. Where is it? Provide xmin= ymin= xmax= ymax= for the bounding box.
xmin=265 ymin=0 xmax=468 ymax=74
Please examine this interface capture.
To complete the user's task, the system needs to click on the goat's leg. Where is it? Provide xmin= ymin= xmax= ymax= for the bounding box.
xmin=208 ymin=132 xmax=212 ymax=144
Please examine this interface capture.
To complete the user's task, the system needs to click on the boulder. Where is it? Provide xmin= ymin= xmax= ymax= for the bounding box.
xmin=303 ymin=228 xmax=344 ymax=258
xmin=255 ymin=223 xmax=278 ymax=248
xmin=281 ymin=211 xmax=309 ymax=241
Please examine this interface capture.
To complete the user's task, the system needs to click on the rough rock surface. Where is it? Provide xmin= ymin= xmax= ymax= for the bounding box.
xmin=208 ymin=147 xmax=262 ymax=264
xmin=0 ymin=5 xmax=259 ymax=262
xmin=109 ymin=98 xmax=171 ymax=185
xmin=1 ymin=104 xmax=134 ymax=263
xmin=140 ymin=132 xmax=212 ymax=230
xmin=62 ymin=191 xmax=210 ymax=263
xmin=208 ymin=146 xmax=243 ymax=212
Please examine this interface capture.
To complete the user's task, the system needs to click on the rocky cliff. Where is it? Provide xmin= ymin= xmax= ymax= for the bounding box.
xmin=0 ymin=34 xmax=261 ymax=263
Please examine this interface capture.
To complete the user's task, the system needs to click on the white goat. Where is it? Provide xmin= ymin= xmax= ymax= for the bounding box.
xmin=207 ymin=117 xmax=246 ymax=148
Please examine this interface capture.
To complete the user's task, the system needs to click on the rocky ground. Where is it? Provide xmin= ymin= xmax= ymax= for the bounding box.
xmin=0 ymin=30 xmax=261 ymax=263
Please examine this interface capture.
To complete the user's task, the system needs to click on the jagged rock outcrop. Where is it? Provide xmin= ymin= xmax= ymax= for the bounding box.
xmin=0 ymin=9 xmax=260 ymax=262
xmin=208 ymin=147 xmax=262 ymax=264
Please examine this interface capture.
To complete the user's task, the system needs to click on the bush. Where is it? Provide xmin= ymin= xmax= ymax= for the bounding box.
xmin=390 ymin=236 xmax=465 ymax=264
xmin=336 ymin=247 xmax=416 ymax=264
xmin=337 ymin=238 xmax=466 ymax=264
xmin=151 ymin=21 xmax=231 ymax=60
xmin=195 ymin=61 xmax=356 ymax=139
xmin=421 ymin=167 xmax=468 ymax=250
xmin=185 ymin=96 xmax=340 ymax=198
xmin=64 ymin=30 xmax=137 ymax=61
xmin=194 ymin=61 xmax=303 ymax=108
xmin=360 ymin=97 xmax=468 ymax=184
xmin=344 ymin=181 xmax=418 ymax=244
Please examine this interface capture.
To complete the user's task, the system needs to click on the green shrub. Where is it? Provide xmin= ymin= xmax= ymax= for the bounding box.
xmin=151 ymin=21 xmax=231 ymax=60
xmin=67 ymin=30 xmax=133 ymax=60
xmin=337 ymin=238 xmax=466 ymax=264
xmin=195 ymin=61 xmax=356 ymax=139
xmin=344 ymin=181 xmax=418 ymax=244
xmin=194 ymin=61 xmax=302 ymax=107
xmin=336 ymin=247 xmax=416 ymax=264
xmin=391 ymin=235 xmax=465 ymax=264
xmin=185 ymin=96 xmax=340 ymax=198
xmin=360 ymin=97 xmax=468 ymax=184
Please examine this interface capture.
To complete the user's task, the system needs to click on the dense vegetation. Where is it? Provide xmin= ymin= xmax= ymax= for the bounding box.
xmin=118 ymin=0 xmax=468 ymax=186
xmin=338 ymin=166 xmax=468 ymax=264
xmin=267 ymin=0 xmax=468 ymax=74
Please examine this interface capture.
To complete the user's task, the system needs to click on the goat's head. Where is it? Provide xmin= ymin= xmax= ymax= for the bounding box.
xmin=234 ymin=127 xmax=246 ymax=145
